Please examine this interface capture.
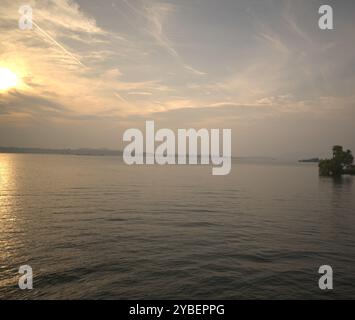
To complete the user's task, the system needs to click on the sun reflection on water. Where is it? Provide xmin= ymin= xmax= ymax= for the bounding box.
xmin=0 ymin=154 xmax=20 ymax=289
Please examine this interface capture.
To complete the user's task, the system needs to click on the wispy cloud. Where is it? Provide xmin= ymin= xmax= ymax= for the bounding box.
xmin=121 ymin=0 xmax=207 ymax=76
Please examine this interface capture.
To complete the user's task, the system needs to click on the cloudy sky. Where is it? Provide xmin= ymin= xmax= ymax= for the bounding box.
xmin=0 ymin=0 xmax=354 ymax=158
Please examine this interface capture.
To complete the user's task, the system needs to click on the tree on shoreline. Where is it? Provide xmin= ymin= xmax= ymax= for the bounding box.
xmin=319 ymin=146 xmax=354 ymax=176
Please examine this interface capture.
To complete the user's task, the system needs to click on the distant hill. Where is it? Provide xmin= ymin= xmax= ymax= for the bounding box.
xmin=0 ymin=147 xmax=123 ymax=156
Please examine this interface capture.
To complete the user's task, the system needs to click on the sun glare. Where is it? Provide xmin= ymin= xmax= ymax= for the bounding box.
xmin=0 ymin=68 xmax=19 ymax=91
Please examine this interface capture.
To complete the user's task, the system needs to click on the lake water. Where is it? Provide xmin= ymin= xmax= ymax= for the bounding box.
xmin=0 ymin=154 xmax=354 ymax=299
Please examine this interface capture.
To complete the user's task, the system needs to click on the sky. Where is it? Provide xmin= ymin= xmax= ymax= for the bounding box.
xmin=0 ymin=0 xmax=354 ymax=158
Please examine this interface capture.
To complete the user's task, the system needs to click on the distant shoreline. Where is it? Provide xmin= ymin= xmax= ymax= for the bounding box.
xmin=298 ymin=158 xmax=320 ymax=163
xmin=0 ymin=147 xmax=302 ymax=162
xmin=0 ymin=147 xmax=123 ymax=157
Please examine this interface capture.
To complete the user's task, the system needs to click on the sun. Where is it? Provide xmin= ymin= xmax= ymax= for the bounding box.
xmin=0 ymin=68 xmax=19 ymax=91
